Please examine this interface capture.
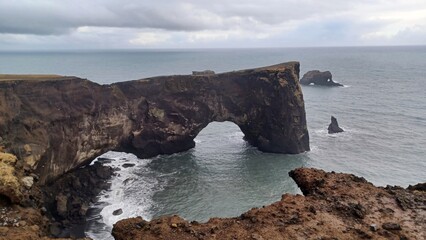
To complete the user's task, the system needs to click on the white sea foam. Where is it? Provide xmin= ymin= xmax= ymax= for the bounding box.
xmin=309 ymin=145 xmax=319 ymax=152
xmin=313 ymin=129 xmax=328 ymax=135
xmin=85 ymin=151 xmax=158 ymax=240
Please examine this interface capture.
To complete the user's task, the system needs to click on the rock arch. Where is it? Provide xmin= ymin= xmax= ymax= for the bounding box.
xmin=0 ymin=62 xmax=309 ymax=183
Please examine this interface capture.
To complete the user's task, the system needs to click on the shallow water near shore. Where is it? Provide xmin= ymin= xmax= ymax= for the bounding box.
xmin=1 ymin=46 xmax=425 ymax=239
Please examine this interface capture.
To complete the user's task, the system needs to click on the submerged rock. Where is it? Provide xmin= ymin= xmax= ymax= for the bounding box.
xmin=328 ymin=116 xmax=344 ymax=134
xmin=300 ymin=70 xmax=343 ymax=86
xmin=122 ymin=163 xmax=135 ymax=168
xmin=113 ymin=209 xmax=123 ymax=216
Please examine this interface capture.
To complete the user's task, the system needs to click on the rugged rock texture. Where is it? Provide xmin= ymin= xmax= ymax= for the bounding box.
xmin=328 ymin=116 xmax=344 ymax=134
xmin=112 ymin=168 xmax=426 ymax=240
xmin=0 ymin=152 xmax=22 ymax=203
xmin=300 ymin=70 xmax=343 ymax=86
xmin=0 ymin=150 xmax=91 ymax=240
xmin=0 ymin=62 xmax=309 ymax=184
xmin=42 ymin=159 xmax=114 ymax=238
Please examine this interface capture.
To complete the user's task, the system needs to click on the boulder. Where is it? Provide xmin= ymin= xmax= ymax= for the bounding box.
xmin=300 ymin=70 xmax=343 ymax=86
xmin=113 ymin=208 xmax=123 ymax=216
xmin=21 ymin=176 xmax=34 ymax=189
xmin=328 ymin=116 xmax=344 ymax=134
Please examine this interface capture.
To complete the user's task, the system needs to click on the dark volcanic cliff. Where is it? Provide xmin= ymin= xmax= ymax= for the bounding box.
xmin=0 ymin=62 xmax=309 ymax=184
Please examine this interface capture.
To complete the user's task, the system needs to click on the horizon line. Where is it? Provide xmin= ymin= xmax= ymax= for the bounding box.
xmin=1 ymin=44 xmax=426 ymax=52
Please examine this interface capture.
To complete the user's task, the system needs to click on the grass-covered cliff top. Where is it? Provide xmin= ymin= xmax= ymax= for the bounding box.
xmin=0 ymin=74 xmax=64 ymax=81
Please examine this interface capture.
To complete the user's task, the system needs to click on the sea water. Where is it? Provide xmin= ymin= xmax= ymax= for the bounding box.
xmin=1 ymin=47 xmax=425 ymax=239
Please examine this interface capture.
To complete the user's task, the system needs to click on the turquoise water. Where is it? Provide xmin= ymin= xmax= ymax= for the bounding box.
xmin=1 ymin=47 xmax=425 ymax=239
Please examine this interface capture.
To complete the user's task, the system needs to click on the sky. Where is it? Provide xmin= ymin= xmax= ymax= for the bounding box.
xmin=0 ymin=0 xmax=425 ymax=50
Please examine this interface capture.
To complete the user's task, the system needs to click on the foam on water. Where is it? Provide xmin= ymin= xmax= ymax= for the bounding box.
xmin=85 ymin=151 xmax=158 ymax=240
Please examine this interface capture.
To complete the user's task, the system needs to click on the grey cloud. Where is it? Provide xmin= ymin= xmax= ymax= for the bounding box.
xmin=0 ymin=0 xmax=425 ymax=49
xmin=0 ymin=1 xmax=223 ymax=35
xmin=0 ymin=0 xmax=380 ymax=35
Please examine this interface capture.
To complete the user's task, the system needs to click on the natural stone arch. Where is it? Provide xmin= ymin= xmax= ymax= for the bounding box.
xmin=0 ymin=62 xmax=309 ymax=184
xmin=117 ymin=63 xmax=309 ymax=158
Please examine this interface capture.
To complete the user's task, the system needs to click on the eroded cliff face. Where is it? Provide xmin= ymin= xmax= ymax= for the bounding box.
xmin=0 ymin=62 xmax=309 ymax=184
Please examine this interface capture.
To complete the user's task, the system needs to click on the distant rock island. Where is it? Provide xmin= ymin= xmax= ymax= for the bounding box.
xmin=328 ymin=116 xmax=344 ymax=134
xmin=300 ymin=70 xmax=343 ymax=86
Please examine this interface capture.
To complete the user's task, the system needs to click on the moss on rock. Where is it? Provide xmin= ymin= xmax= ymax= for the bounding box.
xmin=0 ymin=153 xmax=23 ymax=203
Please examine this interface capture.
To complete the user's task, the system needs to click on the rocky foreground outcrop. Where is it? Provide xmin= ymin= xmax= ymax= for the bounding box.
xmin=113 ymin=168 xmax=425 ymax=240
xmin=0 ymin=150 xmax=109 ymax=239
xmin=300 ymin=70 xmax=343 ymax=86
xmin=0 ymin=62 xmax=309 ymax=184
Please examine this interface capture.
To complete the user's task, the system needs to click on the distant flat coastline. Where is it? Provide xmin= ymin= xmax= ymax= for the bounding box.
xmin=0 ymin=74 xmax=64 ymax=81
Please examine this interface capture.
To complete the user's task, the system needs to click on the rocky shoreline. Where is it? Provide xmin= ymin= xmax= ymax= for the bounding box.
xmin=112 ymin=168 xmax=425 ymax=240
xmin=0 ymin=150 xmax=114 ymax=239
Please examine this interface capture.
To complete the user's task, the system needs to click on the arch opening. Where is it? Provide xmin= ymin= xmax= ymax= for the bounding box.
xmin=193 ymin=121 xmax=247 ymax=153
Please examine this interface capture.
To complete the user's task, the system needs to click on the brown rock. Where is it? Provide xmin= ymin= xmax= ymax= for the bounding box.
xmin=0 ymin=226 xmax=9 ymax=236
xmin=382 ymin=222 xmax=402 ymax=231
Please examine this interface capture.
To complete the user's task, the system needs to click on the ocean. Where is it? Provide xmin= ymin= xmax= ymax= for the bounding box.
xmin=1 ymin=46 xmax=425 ymax=239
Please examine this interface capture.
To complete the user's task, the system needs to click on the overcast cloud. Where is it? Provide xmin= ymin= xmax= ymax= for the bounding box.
xmin=0 ymin=0 xmax=425 ymax=49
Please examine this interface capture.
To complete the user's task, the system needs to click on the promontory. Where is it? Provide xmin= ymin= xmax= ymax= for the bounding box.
xmin=0 ymin=62 xmax=309 ymax=184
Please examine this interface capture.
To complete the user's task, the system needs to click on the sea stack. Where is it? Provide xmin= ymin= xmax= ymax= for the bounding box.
xmin=300 ymin=70 xmax=343 ymax=86
xmin=328 ymin=116 xmax=344 ymax=134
